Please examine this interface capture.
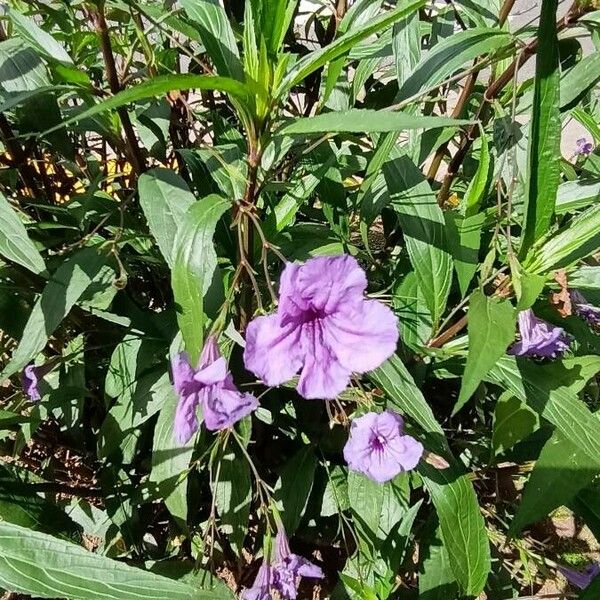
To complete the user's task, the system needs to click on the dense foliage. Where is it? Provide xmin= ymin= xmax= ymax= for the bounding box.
xmin=0 ymin=0 xmax=600 ymax=598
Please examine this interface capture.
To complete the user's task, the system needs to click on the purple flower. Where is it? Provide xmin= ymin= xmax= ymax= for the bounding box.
xmin=570 ymin=290 xmax=600 ymax=329
xmin=172 ymin=336 xmax=258 ymax=443
xmin=560 ymin=563 xmax=600 ymax=589
xmin=575 ymin=137 xmax=594 ymax=157
xmin=508 ymin=309 xmax=571 ymax=359
xmin=242 ymin=561 xmax=273 ymax=600
xmin=343 ymin=410 xmax=423 ymax=483
xmin=243 ymin=255 xmax=398 ymax=399
xmin=272 ymin=527 xmax=323 ymax=599
xmin=22 ymin=363 xmax=50 ymax=402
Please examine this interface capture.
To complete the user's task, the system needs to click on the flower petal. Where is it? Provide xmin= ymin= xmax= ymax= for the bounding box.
xmin=244 ymin=314 xmax=303 ymax=386
xmin=291 ymin=255 xmax=367 ymax=314
xmin=174 ymin=390 xmax=203 ymax=444
xmin=324 ymin=299 xmax=398 ymax=373
xmin=193 ymin=356 xmax=228 ymax=386
xmin=203 ymin=386 xmax=258 ymax=431
xmin=171 ymin=352 xmax=196 ymax=396
xmin=386 ymin=433 xmax=424 ymax=472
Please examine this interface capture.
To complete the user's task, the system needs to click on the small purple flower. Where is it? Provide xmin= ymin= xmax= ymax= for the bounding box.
xmin=575 ymin=137 xmax=594 ymax=157
xmin=241 ymin=561 xmax=273 ymax=600
xmin=343 ymin=410 xmax=423 ymax=483
xmin=172 ymin=336 xmax=258 ymax=443
xmin=244 ymin=255 xmax=398 ymax=400
xmin=570 ymin=290 xmax=600 ymax=329
xmin=560 ymin=563 xmax=600 ymax=589
xmin=22 ymin=363 xmax=50 ymax=402
xmin=509 ymin=309 xmax=571 ymax=359
xmin=272 ymin=527 xmax=323 ymax=599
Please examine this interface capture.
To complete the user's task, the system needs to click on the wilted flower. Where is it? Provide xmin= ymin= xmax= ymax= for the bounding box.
xmin=570 ymin=290 xmax=600 ymax=329
xmin=575 ymin=137 xmax=594 ymax=157
xmin=272 ymin=526 xmax=323 ymax=599
xmin=241 ymin=561 xmax=273 ymax=600
xmin=509 ymin=309 xmax=571 ymax=359
xmin=22 ymin=364 xmax=44 ymax=402
xmin=343 ymin=410 xmax=424 ymax=483
xmin=559 ymin=562 xmax=600 ymax=589
xmin=244 ymin=255 xmax=398 ymax=399
xmin=172 ymin=336 xmax=258 ymax=443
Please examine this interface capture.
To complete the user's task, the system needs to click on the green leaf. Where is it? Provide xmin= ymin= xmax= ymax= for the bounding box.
xmin=0 ymin=39 xmax=49 ymax=94
xmin=455 ymin=291 xmax=516 ymax=413
xmin=570 ymin=480 xmax=600 ymax=541
xmin=370 ymin=356 xmax=490 ymax=595
xmin=383 ymin=153 xmax=453 ymax=324
xmin=277 ymin=0 xmax=425 ymax=95
xmin=274 ymin=445 xmax=317 ymax=534
xmin=392 ymin=11 xmax=421 ymax=89
xmin=510 ymin=429 xmax=600 ymax=535
xmin=321 ymin=466 xmax=350 ymax=517
xmin=348 ymin=471 xmax=385 ymax=554
xmin=0 ymin=192 xmax=46 ymax=275
xmin=556 ymin=180 xmax=600 ymax=214
xmin=180 ymin=0 xmax=244 ymax=81
xmin=0 ymin=522 xmax=222 ymax=600
xmin=445 ymin=211 xmax=485 ymax=297
xmin=397 ymin=28 xmax=513 ymax=101
xmin=150 ymin=389 xmax=196 ymax=528
xmin=492 ymin=393 xmax=539 ymax=455
xmin=418 ymin=521 xmax=459 ymax=600
xmin=279 ymin=109 xmax=470 ymax=135
xmin=1 ymin=246 xmax=110 ymax=380
xmin=214 ymin=444 xmax=251 ymax=554
xmin=44 ymin=74 xmax=250 ymax=136
xmin=581 ymin=573 xmax=600 ymax=600
xmin=138 ymin=169 xmax=196 ymax=268
xmin=487 ymin=355 xmax=600 ymax=466
xmin=171 ymin=195 xmax=230 ymax=363
xmin=463 ymin=133 xmax=490 ymax=217
xmin=519 ymin=0 xmax=561 ymax=256
xmin=252 ymin=0 xmax=298 ymax=57
xmin=9 ymin=8 xmax=73 ymax=65
xmin=524 ymin=203 xmax=600 ymax=274
xmin=560 ymin=51 xmax=600 ymax=110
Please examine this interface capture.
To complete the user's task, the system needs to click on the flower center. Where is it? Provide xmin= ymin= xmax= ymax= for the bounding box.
xmin=370 ymin=433 xmax=387 ymax=452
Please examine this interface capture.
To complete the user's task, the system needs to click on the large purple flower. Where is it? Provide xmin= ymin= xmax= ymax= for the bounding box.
xmin=560 ymin=563 xmax=600 ymax=589
xmin=272 ymin=527 xmax=323 ymax=599
xmin=241 ymin=561 xmax=273 ymax=600
xmin=172 ymin=336 xmax=258 ymax=443
xmin=343 ymin=410 xmax=423 ymax=483
xmin=508 ymin=309 xmax=571 ymax=359
xmin=243 ymin=255 xmax=398 ymax=399
xmin=570 ymin=290 xmax=600 ymax=329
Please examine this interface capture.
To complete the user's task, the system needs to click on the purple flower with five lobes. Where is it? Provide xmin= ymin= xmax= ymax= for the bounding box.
xmin=272 ymin=527 xmax=324 ymax=599
xmin=243 ymin=255 xmax=399 ymax=400
xmin=575 ymin=137 xmax=594 ymax=157
xmin=343 ymin=410 xmax=424 ymax=483
xmin=242 ymin=527 xmax=323 ymax=600
xmin=559 ymin=563 xmax=600 ymax=589
xmin=171 ymin=336 xmax=258 ymax=443
xmin=508 ymin=309 xmax=571 ymax=359
xmin=570 ymin=290 xmax=600 ymax=329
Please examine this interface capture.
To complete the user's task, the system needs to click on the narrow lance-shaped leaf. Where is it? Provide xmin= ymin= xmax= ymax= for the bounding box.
xmin=279 ymin=109 xmax=471 ymax=135
xmin=370 ymin=356 xmax=491 ymax=595
xmin=455 ymin=291 xmax=516 ymax=414
xmin=519 ymin=0 xmax=560 ymax=257
xmin=138 ymin=169 xmax=195 ymax=268
xmin=43 ymin=74 xmax=250 ymax=136
xmin=0 ymin=191 xmax=46 ymax=275
xmin=277 ymin=0 xmax=425 ymax=95
xmin=180 ymin=0 xmax=244 ymax=81
xmin=383 ymin=152 xmax=453 ymax=325
xmin=0 ymin=522 xmax=227 ymax=600
xmin=1 ymin=246 xmax=109 ymax=380
xmin=171 ymin=195 xmax=230 ymax=364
